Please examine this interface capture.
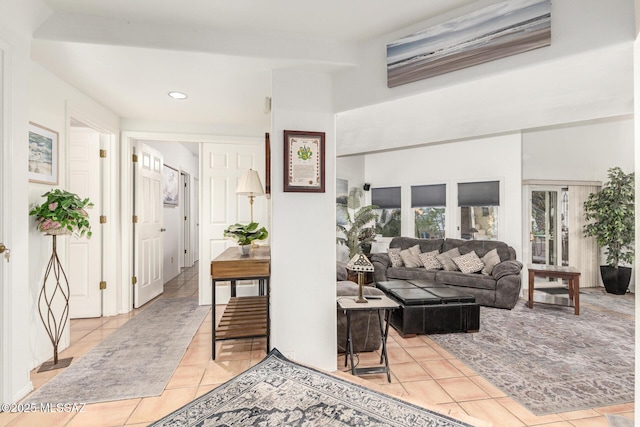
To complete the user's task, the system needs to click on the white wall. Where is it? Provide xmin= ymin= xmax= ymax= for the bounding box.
xmin=271 ymin=69 xmax=336 ymax=370
xmin=363 ymin=134 xmax=523 ymax=258
xmin=144 ymin=140 xmax=199 ymax=282
xmin=29 ymin=61 xmax=119 ymax=371
xmin=523 ymin=115 xmax=634 ymax=181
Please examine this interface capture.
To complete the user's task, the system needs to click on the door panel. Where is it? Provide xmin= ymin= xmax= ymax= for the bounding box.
xmin=68 ymin=127 xmax=102 ymax=318
xmin=135 ymin=143 xmax=164 ymax=307
xmin=200 ymin=142 xmax=264 ymax=305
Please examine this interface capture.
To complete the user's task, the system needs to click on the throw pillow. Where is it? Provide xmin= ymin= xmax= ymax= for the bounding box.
xmin=436 ymin=248 xmax=461 ymax=271
xmin=388 ymin=247 xmax=403 ymax=268
xmin=453 ymin=251 xmax=485 ymax=274
xmin=419 ymin=250 xmax=442 ymax=270
xmin=481 ymin=248 xmax=501 ymax=275
xmin=400 ymin=244 xmax=422 ymax=268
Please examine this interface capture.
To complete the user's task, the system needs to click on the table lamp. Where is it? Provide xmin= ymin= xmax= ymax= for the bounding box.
xmin=236 ymin=169 xmax=265 ymax=222
xmin=346 ymin=253 xmax=374 ymax=303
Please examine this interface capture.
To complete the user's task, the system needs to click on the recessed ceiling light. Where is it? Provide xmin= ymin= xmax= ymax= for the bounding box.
xmin=168 ymin=91 xmax=188 ymax=100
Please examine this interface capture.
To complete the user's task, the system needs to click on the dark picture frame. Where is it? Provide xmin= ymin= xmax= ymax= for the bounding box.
xmin=28 ymin=122 xmax=59 ymax=185
xmin=284 ymin=130 xmax=325 ymax=193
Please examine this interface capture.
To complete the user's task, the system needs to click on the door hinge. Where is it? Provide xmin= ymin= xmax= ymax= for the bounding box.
xmin=99 ymin=149 xmax=107 ymax=158
xmin=132 ymin=215 xmax=138 ymax=223
xmin=99 ymin=281 xmax=107 ymax=290
xmin=184 ymin=249 xmax=187 ymax=254
xmin=184 ymin=216 xmax=187 ymax=221
xmin=100 ymin=215 xmax=107 ymax=224
xmin=132 ymin=154 xmax=138 ymax=163
xmin=132 ymin=276 xmax=138 ymax=285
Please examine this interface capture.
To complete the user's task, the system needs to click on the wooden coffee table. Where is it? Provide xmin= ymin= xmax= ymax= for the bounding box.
xmin=527 ymin=264 xmax=581 ymax=315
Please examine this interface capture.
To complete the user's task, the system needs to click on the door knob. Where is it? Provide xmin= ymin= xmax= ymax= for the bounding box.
xmin=160 ymin=228 xmax=166 ymax=232
xmin=0 ymin=243 xmax=5 ymax=254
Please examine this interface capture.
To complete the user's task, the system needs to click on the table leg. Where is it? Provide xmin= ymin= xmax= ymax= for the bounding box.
xmin=528 ymin=270 xmax=535 ymax=309
xmin=212 ymin=279 xmax=217 ymax=360
xmin=230 ymin=280 xmax=237 ymax=298
xmin=379 ymin=309 xmax=392 ymax=383
xmin=573 ymin=276 xmax=580 ymax=315
xmin=346 ymin=311 xmax=355 ymax=374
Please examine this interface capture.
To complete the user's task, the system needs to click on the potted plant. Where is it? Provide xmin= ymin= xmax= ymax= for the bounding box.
xmin=583 ymin=167 xmax=635 ymax=294
xmin=337 ymin=187 xmax=378 ymax=258
xmin=29 ymin=188 xmax=93 ymax=237
xmin=224 ymin=222 xmax=268 ymax=255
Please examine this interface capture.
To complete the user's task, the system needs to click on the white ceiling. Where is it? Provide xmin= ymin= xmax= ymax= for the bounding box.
xmin=33 ymin=0 xmax=477 ymax=131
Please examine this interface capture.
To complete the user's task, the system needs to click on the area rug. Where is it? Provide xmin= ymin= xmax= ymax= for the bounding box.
xmin=150 ymin=348 xmax=473 ymax=427
xmin=26 ymin=297 xmax=209 ymax=404
xmin=430 ymin=299 xmax=634 ymax=415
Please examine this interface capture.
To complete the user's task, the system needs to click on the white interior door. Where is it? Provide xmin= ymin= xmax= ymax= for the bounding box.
xmin=199 ymin=141 xmax=264 ymax=306
xmin=134 ymin=143 xmax=164 ymax=307
xmin=68 ymin=127 xmax=102 ymax=318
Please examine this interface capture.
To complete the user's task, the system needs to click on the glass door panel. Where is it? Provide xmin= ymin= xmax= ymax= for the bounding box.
xmin=530 ymin=190 xmax=558 ymax=266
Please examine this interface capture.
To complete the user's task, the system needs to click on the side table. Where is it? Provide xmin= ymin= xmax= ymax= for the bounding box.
xmin=527 ymin=264 xmax=581 ymax=315
xmin=337 ymin=295 xmax=399 ymax=382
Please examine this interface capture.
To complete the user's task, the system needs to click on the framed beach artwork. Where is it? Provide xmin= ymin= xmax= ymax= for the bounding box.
xmin=387 ymin=0 xmax=551 ymax=87
xmin=284 ymin=130 xmax=325 ymax=193
xmin=162 ymin=164 xmax=179 ymax=206
xmin=28 ymin=122 xmax=59 ymax=185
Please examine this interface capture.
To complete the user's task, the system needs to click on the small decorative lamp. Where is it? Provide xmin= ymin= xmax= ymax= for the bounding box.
xmin=346 ymin=253 xmax=375 ymax=303
xmin=236 ymin=169 xmax=265 ymax=222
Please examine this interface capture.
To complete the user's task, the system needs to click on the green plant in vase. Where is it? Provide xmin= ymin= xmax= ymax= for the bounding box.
xmin=224 ymin=222 xmax=269 ymax=254
xmin=337 ymin=187 xmax=378 ymax=258
xmin=583 ymin=166 xmax=635 ymax=294
xmin=29 ymin=188 xmax=94 ymax=237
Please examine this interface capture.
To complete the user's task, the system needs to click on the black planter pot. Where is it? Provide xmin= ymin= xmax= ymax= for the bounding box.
xmin=600 ymin=266 xmax=632 ymax=295
xmin=359 ymin=243 xmax=372 ymax=254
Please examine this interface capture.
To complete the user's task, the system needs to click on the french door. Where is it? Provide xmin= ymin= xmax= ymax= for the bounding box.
xmin=529 ymin=187 xmax=569 ymax=268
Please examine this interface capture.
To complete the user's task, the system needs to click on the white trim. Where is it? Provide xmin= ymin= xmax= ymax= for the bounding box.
xmin=523 ymin=179 xmax=601 ymax=187
xmin=0 ymin=38 xmax=10 ymax=405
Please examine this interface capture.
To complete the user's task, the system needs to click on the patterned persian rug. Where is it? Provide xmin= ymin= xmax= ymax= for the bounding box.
xmin=431 ymin=297 xmax=635 ymax=415
xmin=26 ymin=297 xmax=209 ymax=404
xmin=150 ymin=349 xmax=472 ymax=427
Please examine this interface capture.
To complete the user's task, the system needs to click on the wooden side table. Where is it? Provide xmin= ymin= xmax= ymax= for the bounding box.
xmin=210 ymin=246 xmax=270 ymax=359
xmin=527 ymin=264 xmax=581 ymax=315
xmin=337 ymin=295 xmax=399 ymax=382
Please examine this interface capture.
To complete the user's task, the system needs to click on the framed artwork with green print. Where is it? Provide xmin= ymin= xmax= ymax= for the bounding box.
xmin=284 ymin=130 xmax=325 ymax=193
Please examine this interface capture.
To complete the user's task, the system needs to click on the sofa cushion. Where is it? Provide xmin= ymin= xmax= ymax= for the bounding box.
xmin=435 ymin=271 xmax=497 ymax=290
xmin=400 ymin=244 xmax=422 ymax=268
xmin=442 ymin=238 xmax=511 ymax=261
xmin=387 ymin=267 xmax=437 ymax=281
xmin=419 ymin=250 xmax=443 ymax=270
xmin=453 ymin=251 xmax=484 ymax=274
xmin=390 ymin=237 xmax=444 ymax=254
xmin=388 ymin=247 xmax=404 ymax=267
xmin=437 ymin=248 xmax=461 ymax=271
xmin=481 ymin=248 xmax=501 ymax=275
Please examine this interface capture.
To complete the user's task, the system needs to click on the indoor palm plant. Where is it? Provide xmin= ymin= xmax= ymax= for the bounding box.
xmin=583 ymin=167 xmax=635 ymax=294
xmin=337 ymin=187 xmax=378 ymax=258
xmin=224 ymin=222 xmax=268 ymax=254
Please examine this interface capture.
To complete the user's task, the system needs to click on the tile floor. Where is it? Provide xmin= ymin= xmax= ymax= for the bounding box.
xmin=1 ymin=264 xmax=634 ymax=426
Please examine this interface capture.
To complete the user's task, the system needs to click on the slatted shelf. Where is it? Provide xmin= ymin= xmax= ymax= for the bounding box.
xmin=216 ymin=296 xmax=267 ymax=340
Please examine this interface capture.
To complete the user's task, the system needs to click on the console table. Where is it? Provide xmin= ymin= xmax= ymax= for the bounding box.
xmin=210 ymin=246 xmax=270 ymax=359
xmin=527 ymin=264 xmax=581 ymax=315
xmin=338 ymin=295 xmax=399 ymax=382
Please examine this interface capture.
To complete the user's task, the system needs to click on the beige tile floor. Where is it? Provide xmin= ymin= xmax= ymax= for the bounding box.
xmin=1 ymin=264 xmax=634 ymax=426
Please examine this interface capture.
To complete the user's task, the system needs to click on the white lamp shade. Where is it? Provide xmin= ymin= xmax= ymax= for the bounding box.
xmin=236 ymin=169 xmax=265 ymax=196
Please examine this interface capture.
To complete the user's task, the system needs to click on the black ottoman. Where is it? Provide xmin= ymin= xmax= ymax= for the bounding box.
xmin=377 ymin=280 xmax=480 ymax=335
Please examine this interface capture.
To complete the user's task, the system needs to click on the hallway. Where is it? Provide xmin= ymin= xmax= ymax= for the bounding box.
xmin=0 ymin=266 xmax=634 ymax=426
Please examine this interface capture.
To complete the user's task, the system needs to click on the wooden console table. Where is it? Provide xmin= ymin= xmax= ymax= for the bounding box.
xmin=528 ymin=264 xmax=581 ymax=315
xmin=210 ymin=246 xmax=270 ymax=359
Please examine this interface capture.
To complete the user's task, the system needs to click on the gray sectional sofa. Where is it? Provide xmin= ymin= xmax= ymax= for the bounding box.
xmin=371 ymin=237 xmax=523 ymax=309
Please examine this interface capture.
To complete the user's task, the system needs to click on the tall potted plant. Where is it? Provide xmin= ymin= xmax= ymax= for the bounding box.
xmin=337 ymin=187 xmax=378 ymax=258
xmin=583 ymin=167 xmax=635 ymax=294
